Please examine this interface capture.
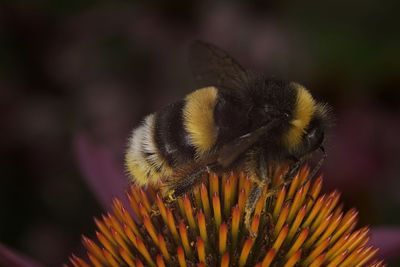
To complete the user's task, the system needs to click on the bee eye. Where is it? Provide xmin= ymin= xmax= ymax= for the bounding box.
xmin=305 ymin=126 xmax=324 ymax=152
xmin=307 ymin=128 xmax=316 ymax=138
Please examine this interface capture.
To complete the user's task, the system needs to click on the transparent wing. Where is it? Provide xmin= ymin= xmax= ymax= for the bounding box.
xmin=189 ymin=41 xmax=250 ymax=90
xmin=217 ymin=121 xmax=278 ymax=168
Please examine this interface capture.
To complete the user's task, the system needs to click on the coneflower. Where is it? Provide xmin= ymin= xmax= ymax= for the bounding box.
xmin=68 ymin=166 xmax=384 ymax=267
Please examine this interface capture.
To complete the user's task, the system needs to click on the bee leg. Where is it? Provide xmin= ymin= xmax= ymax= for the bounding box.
xmin=292 ymin=146 xmax=326 ymax=190
xmin=283 ymin=156 xmax=305 ymax=187
xmin=166 ymin=163 xmax=221 ymax=199
xmin=244 ymin=182 xmax=264 ymax=237
xmin=303 ymin=146 xmax=327 ymax=186
xmin=294 ymin=163 xmax=324 ymax=206
xmin=244 ymin=151 xmax=272 ymax=235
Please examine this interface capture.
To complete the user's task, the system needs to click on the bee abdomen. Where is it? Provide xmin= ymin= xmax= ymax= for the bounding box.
xmin=153 ymin=86 xmax=219 ymax=165
xmin=126 ymin=86 xmax=219 ymax=186
xmin=126 ymin=114 xmax=172 ymax=185
xmin=153 ymin=101 xmax=197 ymax=167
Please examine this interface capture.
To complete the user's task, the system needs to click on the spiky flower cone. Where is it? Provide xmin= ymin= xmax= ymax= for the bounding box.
xmin=69 ymin=167 xmax=384 ymax=267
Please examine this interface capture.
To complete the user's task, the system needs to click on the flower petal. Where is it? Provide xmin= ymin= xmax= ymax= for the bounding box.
xmin=370 ymin=227 xmax=400 ymax=260
xmin=0 ymin=243 xmax=44 ymax=267
xmin=74 ymin=133 xmax=129 ymax=209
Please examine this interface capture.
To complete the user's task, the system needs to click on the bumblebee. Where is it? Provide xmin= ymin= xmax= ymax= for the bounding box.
xmin=126 ymin=41 xmax=329 ymax=226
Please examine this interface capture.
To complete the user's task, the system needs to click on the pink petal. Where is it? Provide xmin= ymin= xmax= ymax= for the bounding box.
xmin=370 ymin=227 xmax=400 ymax=260
xmin=73 ymin=133 xmax=129 ymax=210
xmin=0 ymin=243 xmax=44 ymax=267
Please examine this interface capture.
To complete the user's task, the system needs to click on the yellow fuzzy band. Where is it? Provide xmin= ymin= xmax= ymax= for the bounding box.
xmin=183 ymin=87 xmax=218 ymax=156
xmin=125 ymin=115 xmax=172 ymax=186
xmin=125 ymin=152 xmax=148 ymax=186
xmin=283 ymin=83 xmax=316 ymax=151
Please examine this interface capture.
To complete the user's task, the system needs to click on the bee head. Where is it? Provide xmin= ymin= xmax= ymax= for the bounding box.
xmin=295 ymin=111 xmax=326 ymax=157
xmin=282 ymin=83 xmax=330 ymax=157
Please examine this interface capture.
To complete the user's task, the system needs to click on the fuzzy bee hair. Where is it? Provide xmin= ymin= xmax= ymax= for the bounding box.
xmin=125 ymin=41 xmax=330 ymax=199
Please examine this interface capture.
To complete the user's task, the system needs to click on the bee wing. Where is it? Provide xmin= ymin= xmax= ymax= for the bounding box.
xmin=217 ymin=122 xmax=278 ymax=168
xmin=189 ymin=41 xmax=250 ymax=90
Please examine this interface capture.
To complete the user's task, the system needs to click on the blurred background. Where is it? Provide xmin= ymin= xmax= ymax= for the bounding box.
xmin=1 ymin=0 xmax=399 ymax=266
